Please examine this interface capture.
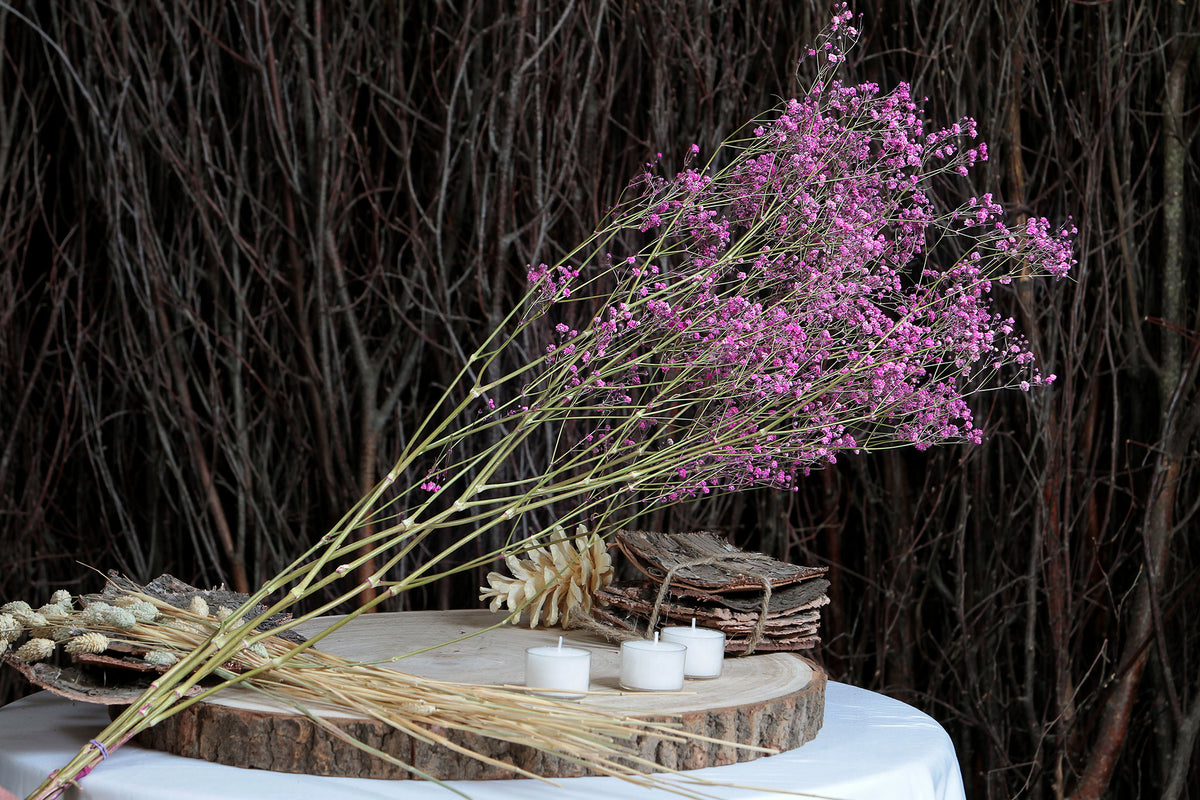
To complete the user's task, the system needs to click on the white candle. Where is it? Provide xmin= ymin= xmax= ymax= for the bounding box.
xmin=618 ymin=631 xmax=686 ymax=691
xmin=525 ymin=636 xmax=591 ymax=698
xmin=660 ymin=618 xmax=726 ymax=679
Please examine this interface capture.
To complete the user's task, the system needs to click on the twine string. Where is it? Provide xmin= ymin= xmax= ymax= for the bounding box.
xmin=645 ymin=550 xmax=776 ymax=655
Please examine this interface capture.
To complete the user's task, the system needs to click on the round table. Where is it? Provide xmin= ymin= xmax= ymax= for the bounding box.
xmin=0 ymin=682 xmax=965 ymax=800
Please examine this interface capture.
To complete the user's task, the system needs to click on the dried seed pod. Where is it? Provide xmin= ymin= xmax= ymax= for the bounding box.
xmin=215 ymin=606 xmax=233 ymax=621
xmin=144 ymin=650 xmax=178 ymax=667
xmin=81 ymin=603 xmax=137 ymax=630
xmin=38 ymin=603 xmax=69 ymax=619
xmin=14 ymin=610 xmax=48 ymax=629
xmin=15 ymin=637 xmax=55 ymax=663
xmin=81 ymin=602 xmax=115 ymax=625
xmin=65 ymin=632 xmax=110 ymax=655
xmin=188 ymin=596 xmax=209 ymax=617
xmin=127 ymin=601 xmax=159 ymax=623
xmin=49 ymin=590 xmax=73 ymax=608
xmin=108 ymin=607 xmax=137 ymax=629
xmin=31 ymin=624 xmax=73 ymax=642
xmin=0 ymin=613 xmax=19 ymax=641
xmin=480 ymin=524 xmax=614 ymax=628
xmin=0 ymin=601 xmax=31 ymax=616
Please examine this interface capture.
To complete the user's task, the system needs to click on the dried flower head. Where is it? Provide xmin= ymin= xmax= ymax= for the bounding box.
xmin=127 ymin=601 xmax=160 ymax=623
xmin=49 ymin=590 xmax=73 ymax=608
xmin=109 ymin=608 xmax=137 ymax=629
xmin=81 ymin=601 xmax=114 ymax=620
xmin=32 ymin=624 xmax=73 ymax=642
xmin=215 ymin=606 xmax=233 ymax=621
xmin=14 ymin=610 xmax=48 ymax=629
xmin=188 ymin=596 xmax=209 ymax=617
xmin=15 ymin=637 xmax=55 ymax=663
xmin=38 ymin=603 xmax=69 ymax=619
xmin=0 ymin=613 xmax=19 ymax=641
xmin=480 ymin=524 xmax=614 ymax=627
xmin=144 ymin=650 xmax=178 ymax=667
xmin=0 ymin=601 xmax=31 ymax=616
xmin=81 ymin=602 xmax=137 ymax=630
xmin=65 ymin=632 xmax=110 ymax=655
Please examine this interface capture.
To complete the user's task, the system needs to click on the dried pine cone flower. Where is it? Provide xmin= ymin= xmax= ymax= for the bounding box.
xmin=480 ymin=524 xmax=613 ymax=628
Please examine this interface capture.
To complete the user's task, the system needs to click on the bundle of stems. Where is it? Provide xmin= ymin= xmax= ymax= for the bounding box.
xmin=8 ymin=588 xmax=762 ymax=798
xmin=23 ymin=9 xmax=1073 ymax=799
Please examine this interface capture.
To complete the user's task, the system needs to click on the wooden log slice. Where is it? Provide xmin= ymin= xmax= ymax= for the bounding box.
xmin=130 ymin=609 xmax=825 ymax=780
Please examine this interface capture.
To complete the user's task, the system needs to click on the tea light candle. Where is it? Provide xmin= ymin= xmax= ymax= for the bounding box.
xmin=619 ymin=631 xmax=686 ymax=691
xmin=525 ymin=636 xmax=591 ymax=698
xmin=661 ymin=618 xmax=726 ymax=679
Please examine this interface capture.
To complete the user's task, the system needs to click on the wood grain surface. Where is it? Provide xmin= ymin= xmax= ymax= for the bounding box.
xmin=131 ymin=609 xmax=825 ymax=780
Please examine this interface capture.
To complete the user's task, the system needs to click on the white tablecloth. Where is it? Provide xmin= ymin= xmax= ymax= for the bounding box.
xmin=0 ymin=682 xmax=965 ymax=800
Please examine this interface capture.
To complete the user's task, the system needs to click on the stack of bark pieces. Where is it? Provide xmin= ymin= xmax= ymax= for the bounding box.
xmin=592 ymin=530 xmax=830 ymax=654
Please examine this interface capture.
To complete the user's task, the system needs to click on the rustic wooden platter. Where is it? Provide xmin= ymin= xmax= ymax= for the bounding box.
xmin=131 ymin=609 xmax=825 ymax=780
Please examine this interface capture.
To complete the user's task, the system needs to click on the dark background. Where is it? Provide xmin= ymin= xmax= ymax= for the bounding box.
xmin=1 ymin=2 xmax=1197 ymax=798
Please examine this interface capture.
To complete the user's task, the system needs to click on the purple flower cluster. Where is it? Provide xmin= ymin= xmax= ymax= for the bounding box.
xmin=514 ymin=6 xmax=1075 ymax=505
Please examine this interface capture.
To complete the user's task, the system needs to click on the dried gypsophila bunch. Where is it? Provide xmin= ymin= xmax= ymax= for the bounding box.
xmin=480 ymin=524 xmax=614 ymax=627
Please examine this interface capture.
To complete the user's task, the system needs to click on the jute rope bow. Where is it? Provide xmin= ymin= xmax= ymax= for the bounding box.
xmin=643 ymin=552 xmax=776 ymax=655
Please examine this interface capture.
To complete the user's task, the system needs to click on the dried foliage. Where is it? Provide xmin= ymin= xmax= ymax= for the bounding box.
xmin=1 ymin=2 xmax=1197 ymax=798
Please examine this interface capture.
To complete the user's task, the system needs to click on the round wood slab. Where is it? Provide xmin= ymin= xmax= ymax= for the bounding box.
xmin=132 ymin=609 xmax=825 ymax=780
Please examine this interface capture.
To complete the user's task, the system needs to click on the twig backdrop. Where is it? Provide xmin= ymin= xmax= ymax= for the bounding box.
xmin=1 ymin=2 xmax=1196 ymax=798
